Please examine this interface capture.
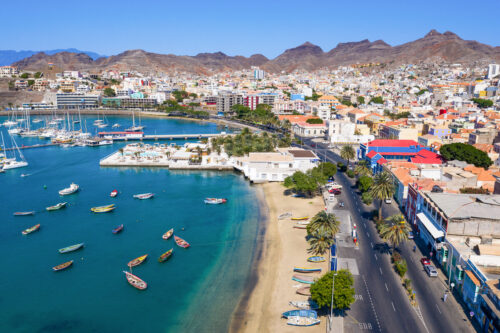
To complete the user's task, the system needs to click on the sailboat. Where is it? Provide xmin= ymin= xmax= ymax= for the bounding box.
xmin=1 ymin=132 xmax=28 ymax=170
xmin=125 ymin=111 xmax=145 ymax=132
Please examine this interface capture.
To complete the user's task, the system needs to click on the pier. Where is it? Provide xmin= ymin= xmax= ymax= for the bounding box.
xmin=101 ymin=133 xmax=230 ymax=141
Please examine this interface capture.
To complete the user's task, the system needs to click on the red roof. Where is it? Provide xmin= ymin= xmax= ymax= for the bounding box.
xmin=377 ymin=157 xmax=388 ymax=165
xmin=367 ymin=139 xmax=419 ymax=147
xmin=410 ymin=149 xmax=443 ymax=164
xmin=366 ymin=150 xmax=378 ymax=158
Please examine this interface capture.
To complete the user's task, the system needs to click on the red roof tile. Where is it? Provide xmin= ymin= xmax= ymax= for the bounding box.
xmin=367 ymin=139 xmax=419 ymax=147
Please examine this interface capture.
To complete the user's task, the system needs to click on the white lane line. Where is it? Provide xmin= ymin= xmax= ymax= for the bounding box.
xmin=379 ymin=268 xmax=383 ymax=275
xmin=392 ymin=302 xmax=396 ymax=312
xmin=435 ymin=304 xmax=442 ymax=314
xmin=385 ymin=283 xmax=389 ymax=292
xmin=370 ymin=242 xmax=374 ymax=248
xmin=366 ymin=232 xmax=370 ymax=237
xmin=362 ymin=276 xmax=382 ymax=333
xmin=374 ymin=254 xmax=378 ymax=261
xmin=364 ymin=222 xmax=366 ymax=227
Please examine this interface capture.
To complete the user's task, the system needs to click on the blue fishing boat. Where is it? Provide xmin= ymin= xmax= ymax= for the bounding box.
xmin=307 ymin=256 xmax=325 ymax=263
xmin=282 ymin=309 xmax=318 ymax=319
xmin=294 ymin=267 xmax=322 ymax=273
xmin=292 ymin=274 xmax=315 ymax=284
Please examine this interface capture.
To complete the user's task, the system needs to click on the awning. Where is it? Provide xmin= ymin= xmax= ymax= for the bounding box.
xmin=417 ymin=213 xmax=445 ymax=239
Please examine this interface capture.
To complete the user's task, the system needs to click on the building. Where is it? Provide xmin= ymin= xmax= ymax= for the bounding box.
xmin=0 ymin=66 xmax=19 ymax=77
xmin=318 ymin=95 xmax=341 ymax=109
xmin=328 ymin=120 xmax=374 ymax=144
xmin=468 ymin=128 xmax=500 ymax=145
xmin=253 ymin=68 xmax=265 ymax=80
xmin=379 ymin=124 xmax=419 ymax=141
xmin=292 ymin=121 xmax=327 ymax=138
xmin=488 ymin=64 xmax=500 ymax=79
xmin=56 ymin=93 xmax=99 ymax=109
xmin=244 ymin=93 xmax=276 ymax=110
xmin=59 ymin=80 xmax=77 ymax=93
xmin=101 ymin=97 xmax=157 ymax=108
xmin=232 ymin=148 xmax=319 ymax=182
xmin=14 ymin=80 xmax=28 ymax=89
xmin=216 ymin=93 xmax=244 ymax=113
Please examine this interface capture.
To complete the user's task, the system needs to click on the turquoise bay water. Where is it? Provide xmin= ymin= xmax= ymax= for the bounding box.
xmin=0 ymin=116 xmax=260 ymax=333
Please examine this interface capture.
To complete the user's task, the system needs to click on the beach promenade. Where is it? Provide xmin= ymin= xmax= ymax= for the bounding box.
xmin=233 ymin=183 xmax=327 ymax=333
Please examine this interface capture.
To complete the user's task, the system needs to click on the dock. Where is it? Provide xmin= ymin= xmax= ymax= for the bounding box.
xmin=106 ymin=133 xmax=228 ymax=141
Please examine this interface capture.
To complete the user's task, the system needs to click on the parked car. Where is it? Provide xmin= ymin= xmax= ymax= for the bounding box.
xmin=385 ymin=198 xmax=392 ymax=204
xmin=329 ymin=189 xmax=341 ymax=195
xmin=424 ymin=265 xmax=438 ymax=277
xmin=420 ymin=257 xmax=431 ymax=266
xmin=408 ymin=231 xmax=414 ymax=239
xmin=328 ymin=183 xmax=342 ymax=190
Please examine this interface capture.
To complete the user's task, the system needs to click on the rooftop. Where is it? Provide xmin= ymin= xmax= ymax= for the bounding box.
xmin=426 ymin=193 xmax=500 ymax=220
xmin=366 ymin=139 xmax=419 ymax=148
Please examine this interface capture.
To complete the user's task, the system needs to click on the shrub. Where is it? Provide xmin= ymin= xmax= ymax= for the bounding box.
xmin=391 ymin=252 xmax=402 ymax=263
xmin=346 ymin=169 xmax=355 ymax=178
xmin=358 ymin=176 xmax=374 ymax=192
xmin=395 ymin=259 xmax=408 ymax=277
xmin=306 ymin=118 xmax=323 ymax=124
xmin=361 ymin=192 xmax=373 ymax=205
xmin=337 ymin=162 xmax=347 ymax=172
xmin=404 ymin=278 xmax=412 ymax=291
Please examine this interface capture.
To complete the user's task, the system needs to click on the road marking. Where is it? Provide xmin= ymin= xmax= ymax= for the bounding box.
xmin=362 ymin=275 xmax=382 ymax=333
xmin=392 ymin=302 xmax=396 ymax=312
xmin=366 ymin=232 xmax=370 ymax=237
xmin=435 ymin=304 xmax=442 ymax=314
xmin=364 ymin=222 xmax=366 ymax=227
xmin=385 ymin=283 xmax=388 ymax=292
xmin=354 ymin=294 xmax=364 ymax=301
xmin=379 ymin=268 xmax=383 ymax=275
xmin=374 ymin=254 xmax=378 ymax=261
xmin=358 ymin=323 xmax=373 ymax=330
xmin=370 ymin=242 xmax=374 ymax=248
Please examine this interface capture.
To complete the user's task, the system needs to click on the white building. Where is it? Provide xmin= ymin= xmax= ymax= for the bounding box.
xmin=488 ymin=64 xmax=500 ymax=79
xmin=328 ymin=120 xmax=374 ymax=144
xmin=0 ymin=66 xmax=19 ymax=77
xmin=232 ymin=148 xmax=319 ymax=183
xmin=292 ymin=122 xmax=327 ymax=138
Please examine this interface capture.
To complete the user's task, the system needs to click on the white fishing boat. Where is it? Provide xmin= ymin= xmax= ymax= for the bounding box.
xmin=112 ymin=123 xmax=120 ymax=128
xmin=32 ymin=118 xmax=43 ymax=124
xmin=125 ymin=111 xmax=145 ymax=131
xmin=3 ymin=120 xmax=17 ymax=127
xmin=59 ymin=183 xmax=79 ymax=196
xmin=8 ymin=128 xmax=22 ymax=135
xmin=1 ymin=132 xmax=28 ymax=170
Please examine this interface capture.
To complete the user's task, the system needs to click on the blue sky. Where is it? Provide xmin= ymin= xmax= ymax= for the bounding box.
xmin=3 ymin=0 xmax=499 ymax=58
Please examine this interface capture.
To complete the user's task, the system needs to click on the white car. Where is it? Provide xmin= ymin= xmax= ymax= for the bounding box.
xmin=385 ymin=198 xmax=392 ymax=204
xmin=327 ymin=183 xmax=343 ymax=190
xmin=424 ymin=265 xmax=438 ymax=277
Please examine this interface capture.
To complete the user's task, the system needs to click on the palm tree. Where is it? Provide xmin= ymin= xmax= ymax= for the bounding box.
xmin=118 ymin=148 xmax=124 ymax=156
xmin=308 ymin=231 xmax=335 ymax=255
xmin=340 ymin=145 xmax=356 ymax=168
xmin=354 ymin=161 xmax=372 ymax=177
xmin=379 ymin=214 xmax=411 ymax=250
xmin=369 ymin=171 xmax=395 ymax=220
xmin=307 ymin=211 xmax=340 ymax=238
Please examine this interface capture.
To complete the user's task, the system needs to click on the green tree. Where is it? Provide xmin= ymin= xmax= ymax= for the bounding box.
xmin=370 ymin=96 xmax=384 ymax=104
xmin=369 ymin=171 xmax=395 ymax=220
xmin=340 ymin=145 xmax=355 ymax=167
xmin=306 ymin=118 xmax=324 ymax=124
xmin=361 ymin=192 xmax=373 ymax=205
xmin=34 ymin=72 xmax=42 ymax=79
xmin=27 ymin=80 xmax=35 ymax=86
xmin=471 ymin=98 xmax=493 ymax=108
xmin=357 ymin=96 xmax=365 ymax=105
xmin=310 ymin=270 xmax=355 ymax=310
xmin=354 ymin=162 xmax=371 ymax=177
xmin=20 ymin=73 xmax=29 ymax=79
xmin=308 ymin=231 xmax=335 ymax=255
xmin=358 ymin=176 xmax=374 ymax=192
xmin=341 ymin=99 xmax=352 ymax=106
xmin=103 ymin=87 xmax=116 ymax=97
xmin=379 ymin=214 xmax=411 ymax=250
xmin=284 ymin=171 xmax=318 ymax=195
xmin=307 ymin=211 xmax=340 ymax=238
xmin=318 ymin=162 xmax=337 ymax=178
xmin=440 ymin=143 xmax=492 ymax=168
xmin=172 ymin=90 xmax=189 ymax=102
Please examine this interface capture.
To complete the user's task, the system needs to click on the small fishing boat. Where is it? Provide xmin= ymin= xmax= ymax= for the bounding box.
xmin=59 ymin=243 xmax=84 ymax=253
xmin=296 ymin=220 xmax=310 ymax=225
xmin=289 ymin=300 xmax=319 ymax=310
xmin=292 ymin=274 xmax=316 ymax=284
xmin=133 ymin=193 xmax=154 ymax=200
xmin=13 ymin=211 xmax=35 ymax=216
xmin=59 ymin=183 xmax=79 ymax=196
xmin=46 ymin=202 xmax=67 ymax=211
xmin=112 ymin=224 xmax=124 ymax=234
xmin=278 ymin=212 xmax=292 ymax=220
xmin=287 ymin=316 xmax=320 ymax=327
xmin=112 ymin=123 xmax=120 ymax=128
xmin=307 ymin=256 xmax=325 ymax=263
xmin=110 ymin=189 xmax=118 ymax=197
xmin=53 ymin=260 xmax=73 ymax=271
xmin=162 ymin=228 xmax=173 ymax=240
xmin=22 ymin=224 xmax=40 ymax=235
xmin=296 ymin=287 xmax=311 ymax=296
xmin=282 ymin=309 xmax=318 ymax=319
xmin=291 ymin=217 xmax=309 ymax=221
xmin=174 ymin=235 xmax=190 ymax=248
xmin=158 ymin=249 xmax=173 ymax=262
xmin=123 ymin=271 xmax=147 ymax=290
xmin=293 ymin=225 xmax=307 ymax=229
xmin=128 ymin=254 xmax=148 ymax=268
xmin=204 ymin=198 xmax=227 ymax=204
xmin=294 ymin=267 xmax=322 ymax=273
xmin=91 ymin=204 xmax=115 ymax=213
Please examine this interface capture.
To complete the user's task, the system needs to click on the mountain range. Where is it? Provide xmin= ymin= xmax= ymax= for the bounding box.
xmin=0 ymin=49 xmax=104 ymax=66
xmin=7 ymin=30 xmax=500 ymax=74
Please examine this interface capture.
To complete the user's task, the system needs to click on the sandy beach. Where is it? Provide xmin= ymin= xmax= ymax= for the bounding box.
xmin=231 ymin=182 xmax=327 ymax=333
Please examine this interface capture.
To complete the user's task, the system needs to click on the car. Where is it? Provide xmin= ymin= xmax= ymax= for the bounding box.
xmin=328 ymin=183 xmax=342 ymax=190
xmin=385 ymin=198 xmax=392 ymax=204
xmin=424 ymin=265 xmax=438 ymax=277
xmin=420 ymin=257 xmax=431 ymax=266
xmin=408 ymin=231 xmax=414 ymax=239
xmin=329 ymin=189 xmax=341 ymax=195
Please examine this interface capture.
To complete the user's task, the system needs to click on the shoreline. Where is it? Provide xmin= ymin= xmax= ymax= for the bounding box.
xmin=230 ymin=183 xmax=326 ymax=332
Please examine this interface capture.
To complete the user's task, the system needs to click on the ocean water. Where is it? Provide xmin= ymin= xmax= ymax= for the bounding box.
xmin=0 ymin=115 xmax=260 ymax=333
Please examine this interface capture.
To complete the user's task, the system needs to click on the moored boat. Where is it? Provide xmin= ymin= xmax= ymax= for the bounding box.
xmin=291 ymin=217 xmax=309 ymax=221
xmin=110 ymin=189 xmax=118 ymax=197
xmin=296 ymin=287 xmax=311 ymax=296
xmin=278 ymin=212 xmax=292 ymax=220
xmin=53 ymin=260 xmax=73 ymax=271
xmin=174 ymin=235 xmax=190 ymax=248
xmin=22 ymin=224 xmax=41 ymax=235
xmin=204 ymin=198 xmax=227 ymax=204
xmin=282 ymin=309 xmax=318 ymax=319
xmin=292 ymin=274 xmax=316 ymax=284
xmin=123 ymin=271 xmax=147 ymax=290
xmin=91 ymin=204 xmax=115 ymax=213
xmin=162 ymin=228 xmax=173 ymax=240
xmin=158 ymin=249 xmax=173 ymax=262
xmin=112 ymin=224 xmax=124 ymax=234
xmin=59 ymin=183 xmax=79 ymax=196
xmin=46 ymin=202 xmax=67 ymax=211
xmin=59 ymin=243 xmax=84 ymax=253
xmin=289 ymin=300 xmax=319 ymax=310
xmin=293 ymin=225 xmax=307 ymax=229
xmin=133 ymin=193 xmax=154 ymax=200
xmin=307 ymin=256 xmax=325 ymax=263
xmin=128 ymin=254 xmax=148 ymax=267
xmin=13 ymin=211 xmax=35 ymax=216
xmin=287 ymin=316 xmax=320 ymax=327
xmin=293 ymin=267 xmax=322 ymax=273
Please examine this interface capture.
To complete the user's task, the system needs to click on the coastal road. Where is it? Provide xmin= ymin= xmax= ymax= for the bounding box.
xmin=298 ymin=138 xmax=475 ymax=333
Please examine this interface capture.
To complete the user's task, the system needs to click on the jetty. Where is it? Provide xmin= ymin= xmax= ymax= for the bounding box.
xmin=97 ymin=132 xmax=230 ymax=141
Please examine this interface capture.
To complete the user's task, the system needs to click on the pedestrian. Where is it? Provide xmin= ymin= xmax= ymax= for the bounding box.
xmin=413 ymin=245 xmax=416 ymax=252
xmin=443 ymin=293 xmax=448 ymax=302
